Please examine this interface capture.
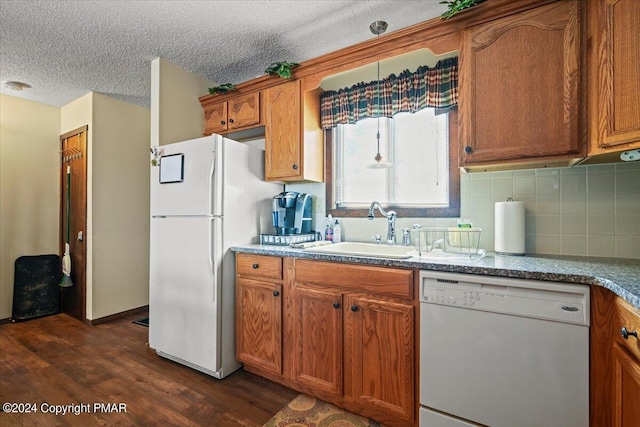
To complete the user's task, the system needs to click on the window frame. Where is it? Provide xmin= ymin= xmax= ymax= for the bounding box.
xmin=325 ymin=110 xmax=460 ymax=218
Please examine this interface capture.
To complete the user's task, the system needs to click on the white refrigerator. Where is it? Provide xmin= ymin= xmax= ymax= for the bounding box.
xmin=149 ymin=135 xmax=281 ymax=378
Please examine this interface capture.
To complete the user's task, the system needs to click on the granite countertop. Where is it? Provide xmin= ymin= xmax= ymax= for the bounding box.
xmin=231 ymin=244 xmax=640 ymax=310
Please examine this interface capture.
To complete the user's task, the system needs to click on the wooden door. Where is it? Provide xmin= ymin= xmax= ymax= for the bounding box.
xmin=59 ymin=126 xmax=88 ymax=322
xmin=203 ymin=102 xmax=228 ymax=135
xmin=265 ymin=80 xmax=301 ymax=181
xmin=228 ymin=92 xmax=262 ymax=130
xmin=236 ymin=278 xmax=282 ymax=374
xmin=612 ymin=345 xmax=640 ymax=426
xmin=344 ymin=294 xmax=414 ymax=424
xmin=294 ymin=285 xmax=343 ymax=397
xmin=459 ymin=0 xmax=580 ymax=166
xmin=587 ymin=0 xmax=640 ymax=154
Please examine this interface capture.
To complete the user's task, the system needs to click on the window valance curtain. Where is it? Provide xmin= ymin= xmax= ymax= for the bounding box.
xmin=320 ymin=57 xmax=458 ymax=130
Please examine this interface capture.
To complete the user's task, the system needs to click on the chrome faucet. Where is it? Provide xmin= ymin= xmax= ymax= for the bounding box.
xmin=368 ymin=201 xmax=397 ymax=245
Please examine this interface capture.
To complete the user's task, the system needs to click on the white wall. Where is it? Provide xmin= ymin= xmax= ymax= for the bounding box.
xmin=151 ymin=57 xmax=215 ymax=147
xmin=91 ymin=93 xmax=150 ymax=319
xmin=288 ymin=162 xmax=640 ymax=259
xmin=0 ymin=94 xmax=61 ymax=319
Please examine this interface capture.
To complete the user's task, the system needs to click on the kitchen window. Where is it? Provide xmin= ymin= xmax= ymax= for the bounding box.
xmin=326 ymin=108 xmax=460 ymax=218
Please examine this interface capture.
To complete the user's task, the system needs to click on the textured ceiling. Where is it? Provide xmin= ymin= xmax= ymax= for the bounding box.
xmin=0 ymin=1 xmax=448 ymax=108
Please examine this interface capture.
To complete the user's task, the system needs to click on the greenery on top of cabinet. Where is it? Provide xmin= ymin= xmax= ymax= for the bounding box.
xmin=440 ymin=0 xmax=486 ymax=19
xmin=208 ymin=83 xmax=237 ymax=94
xmin=265 ymin=61 xmax=300 ymax=79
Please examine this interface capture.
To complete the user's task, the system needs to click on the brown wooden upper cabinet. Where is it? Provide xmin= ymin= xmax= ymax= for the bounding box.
xmin=265 ymin=80 xmax=301 ymax=180
xmin=587 ymin=0 xmax=640 ymax=156
xmin=459 ymin=0 xmax=582 ymax=169
xmin=203 ymin=91 xmax=262 ymax=135
xmin=265 ymin=80 xmax=324 ymax=182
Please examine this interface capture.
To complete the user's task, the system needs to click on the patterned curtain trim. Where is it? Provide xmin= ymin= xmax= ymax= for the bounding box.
xmin=320 ymin=57 xmax=458 ymax=130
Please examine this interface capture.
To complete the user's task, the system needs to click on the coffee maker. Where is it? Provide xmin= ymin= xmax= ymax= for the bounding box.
xmin=272 ymin=191 xmax=312 ymax=235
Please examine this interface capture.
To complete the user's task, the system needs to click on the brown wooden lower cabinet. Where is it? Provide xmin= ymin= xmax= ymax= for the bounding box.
xmin=235 ymin=254 xmax=416 ymax=427
xmin=591 ymin=286 xmax=640 ymax=427
xmin=236 ymin=254 xmax=285 ymax=379
xmin=343 ymin=294 xmax=414 ymax=423
xmin=294 ymin=285 xmax=343 ymax=397
xmin=236 ymin=277 xmax=282 ymax=375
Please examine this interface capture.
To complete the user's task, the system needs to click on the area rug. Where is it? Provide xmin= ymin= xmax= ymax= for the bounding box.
xmin=263 ymin=394 xmax=384 ymax=427
xmin=132 ymin=317 xmax=149 ymax=327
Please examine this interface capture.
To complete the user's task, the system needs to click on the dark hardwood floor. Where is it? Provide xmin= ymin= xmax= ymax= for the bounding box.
xmin=0 ymin=312 xmax=298 ymax=426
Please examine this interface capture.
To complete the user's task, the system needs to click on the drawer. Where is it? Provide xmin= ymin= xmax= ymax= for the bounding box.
xmin=615 ymin=297 xmax=640 ymax=362
xmin=237 ymin=254 xmax=282 ymax=280
xmin=295 ymin=259 xmax=413 ymax=299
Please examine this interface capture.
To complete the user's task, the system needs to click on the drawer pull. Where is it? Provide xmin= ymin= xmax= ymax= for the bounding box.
xmin=561 ymin=306 xmax=579 ymax=312
xmin=621 ymin=327 xmax=638 ymax=340
xmin=273 ymin=290 xmax=280 ymax=297
xmin=252 ymin=264 xmax=259 ymax=269
xmin=333 ymin=302 xmax=340 ymax=309
xmin=350 ymin=305 xmax=358 ymax=312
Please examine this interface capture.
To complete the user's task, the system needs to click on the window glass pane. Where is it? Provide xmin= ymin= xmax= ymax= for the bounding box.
xmin=334 ymin=108 xmax=449 ymax=208
xmin=337 ymin=117 xmax=390 ymax=205
xmin=393 ymin=109 xmax=449 ymax=206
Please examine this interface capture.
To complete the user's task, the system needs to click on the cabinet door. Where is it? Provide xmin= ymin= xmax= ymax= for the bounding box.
xmin=203 ymin=102 xmax=228 ymax=135
xmin=294 ymin=285 xmax=343 ymax=396
xmin=460 ymin=0 xmax=580 ymax=166
xmin=265 ymin=80 xmax=302 ymax=181
xmin=236 ymin=278 xmax=282 ymax=374
xmin=344 ymin=295 xmax=414 ymax=424
xmin=228 ymin=92 xmax=262 ymax=130
xmin=611 ymin=344 xmax=640 ymax=427
xmin=588 ymin=0 xmax=640 ymax=154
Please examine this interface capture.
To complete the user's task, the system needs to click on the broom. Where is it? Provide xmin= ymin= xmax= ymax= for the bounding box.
xmin=60 ymin=165 xmax=73 ymax=287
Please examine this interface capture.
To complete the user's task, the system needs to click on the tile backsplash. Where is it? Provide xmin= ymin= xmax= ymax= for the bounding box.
xmin=285 ymin=161 xmax=640 ymax=259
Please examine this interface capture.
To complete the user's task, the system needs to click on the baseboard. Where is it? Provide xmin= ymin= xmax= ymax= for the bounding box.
xmin=89 ymin=305 xmax=149 ymax=326
xmin=0 ymin=317 xmax=12 ymax=325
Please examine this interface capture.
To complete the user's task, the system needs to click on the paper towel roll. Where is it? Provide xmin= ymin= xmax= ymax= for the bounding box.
xmin=495 ymin=200 xmax=525 ymax=255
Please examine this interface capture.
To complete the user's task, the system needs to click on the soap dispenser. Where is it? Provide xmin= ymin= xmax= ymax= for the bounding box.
xmin=333 ymin=219 xmax=342 ymax=243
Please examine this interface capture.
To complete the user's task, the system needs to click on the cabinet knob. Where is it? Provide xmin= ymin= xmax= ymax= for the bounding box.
xmin=350 ymin=305 xmax=358 ymax=312
xmin=465 ymin=146 xmax=472 ymax=154
xmin=273 ymin=290 xmax=280 ymax=297
xmin=292 ymin=164 xmax=298 ymax=170
xmin=229 ymin=118 xmax=235 ymax=124
xmin=252 ymin=264 xmax=259 ymax=269
xmin=621 ymin=327 xmax=638 ymax=340
xmin=333 ymin=302 xmax=340 ymax=309
xmin=221 ymin=120 xmax=226 ymax=125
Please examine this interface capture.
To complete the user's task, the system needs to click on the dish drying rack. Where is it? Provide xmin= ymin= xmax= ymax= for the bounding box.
xmin=409 ymin=226 xmax=485 ymax=260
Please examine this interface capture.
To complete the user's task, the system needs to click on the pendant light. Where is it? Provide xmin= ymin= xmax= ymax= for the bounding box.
xmin=368 ymin=20 xmax=392 ymax=169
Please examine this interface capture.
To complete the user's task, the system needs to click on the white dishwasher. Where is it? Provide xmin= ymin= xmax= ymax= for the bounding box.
xmin=419 ymin=271 xmax=589 ymax=427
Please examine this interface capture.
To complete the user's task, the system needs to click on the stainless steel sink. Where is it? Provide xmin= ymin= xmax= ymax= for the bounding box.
xmin=302 ymin=242 xmax=412 ymax=259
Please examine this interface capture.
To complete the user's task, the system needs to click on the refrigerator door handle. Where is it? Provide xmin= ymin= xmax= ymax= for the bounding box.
xmin=209 ymin=217 xmax=216 ymax=302
xmin=208 ymin=149 xmax=216 ymax=216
